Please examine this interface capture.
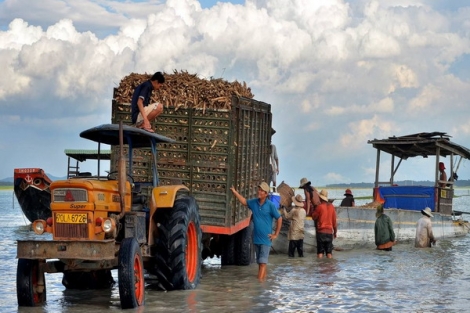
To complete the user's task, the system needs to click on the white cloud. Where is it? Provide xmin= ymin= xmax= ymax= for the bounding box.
xmin=300 ymin=94 xmax=321 ymax=114
xmin=393 ymin=64 xmax=418 ymax=89
xmin=0 ymin=0 xmax=470 ymax=186
xmin=375 ymin=97 xmax=394 ymax=112
xmin=408 ymin=84 xmax=443 ymax=111
xmin=339 ymin=115 xmax=395 ymax=152
xmin=360 ymin=29 xmax=401 ymax=58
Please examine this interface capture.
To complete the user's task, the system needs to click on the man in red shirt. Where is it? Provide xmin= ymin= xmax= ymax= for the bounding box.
xmin=312 ymin=189 xmax=337 ymax=258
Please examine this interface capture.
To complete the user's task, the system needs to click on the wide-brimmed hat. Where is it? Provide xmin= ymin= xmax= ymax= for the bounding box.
xmin=344 ymin=189 xmax=353 ymax=196
xmin=258 ymin=182 xmax=270 ymax=193
xmin=299 ymin=177 xmax=310 ymax=188
xmin=421 ymin=207 xmax=434 ymax=217
xmin=292 ymin=194 xmax=304 ymax=207
xmin=319 ymin=189 xmax=329 ymax=202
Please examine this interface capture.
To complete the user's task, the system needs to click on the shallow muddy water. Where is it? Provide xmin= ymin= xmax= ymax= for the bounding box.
xmin=2 ymin=189 xmax=470 ymax=312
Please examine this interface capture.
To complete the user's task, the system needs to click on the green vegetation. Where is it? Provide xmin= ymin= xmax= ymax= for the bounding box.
xmin=355 ymin=196 xmax=373 ymax=200
xmin=326 ymin=180 xmax=470 ymax=188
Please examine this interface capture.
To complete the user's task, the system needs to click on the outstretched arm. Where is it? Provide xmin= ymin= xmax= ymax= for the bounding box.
xmin=230 ymin=186 xmax=247 ymax=206
xmin=281 ymin=207 xmax=294 ymax=220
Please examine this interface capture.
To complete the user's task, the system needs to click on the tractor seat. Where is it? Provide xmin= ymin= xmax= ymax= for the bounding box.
xmin=132 ymin=195 xmax=147 ymax=205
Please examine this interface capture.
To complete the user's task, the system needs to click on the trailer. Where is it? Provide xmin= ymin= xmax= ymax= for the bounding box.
xmin=112 ymin=93 xmax=273 ymax=265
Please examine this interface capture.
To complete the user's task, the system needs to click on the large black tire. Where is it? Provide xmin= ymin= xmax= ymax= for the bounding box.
xmin=118 ymin=237 xmax=145 ymax=309
xmin=62 ymin=270 xmax=115 ymax=289
xmin=236 ymin=222 xmax=254 ymax=266
xmin=17 ymin=259 xmax=46 ymax=306
xmin=220 ymin=234 xmax=236 ymax=265
xmin=155 ymin=195 xmax=202 ymax=291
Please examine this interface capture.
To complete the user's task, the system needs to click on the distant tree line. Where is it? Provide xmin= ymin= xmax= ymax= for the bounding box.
xmin=327 ymin=180 xmax=470 ymax=188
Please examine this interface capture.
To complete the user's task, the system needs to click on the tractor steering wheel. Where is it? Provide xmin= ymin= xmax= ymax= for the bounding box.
xmin=106 ymin=171 xmax=135 ymax=184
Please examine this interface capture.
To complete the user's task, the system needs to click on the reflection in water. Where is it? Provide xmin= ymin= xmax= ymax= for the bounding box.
xmin=185 ymin=290 xmax=197 ymax=313
xmin=2 ymin=190 xmax=470 ymax=312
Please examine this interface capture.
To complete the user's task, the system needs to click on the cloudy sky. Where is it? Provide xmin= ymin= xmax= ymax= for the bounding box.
xmin=1 ymin=0 xmax=470 ymax=188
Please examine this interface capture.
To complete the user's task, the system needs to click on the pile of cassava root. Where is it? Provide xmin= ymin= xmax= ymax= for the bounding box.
xmin=114 ymin=70 xmax=254 ymax=110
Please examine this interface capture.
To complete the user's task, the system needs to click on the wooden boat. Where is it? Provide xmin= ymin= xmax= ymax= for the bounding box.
xmin=273 ymin=132 xmax=470 ymax=253
xmin=14 ymin=168 xmax=52 ymax=222
xmin=13 ymin=149 xmax=111 ymax=223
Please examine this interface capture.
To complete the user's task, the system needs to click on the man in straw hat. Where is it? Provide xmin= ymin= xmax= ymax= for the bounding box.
xmin=312 ymin=189 xmax=337 ymax=258
xmin=415 ymin=207 xmax=437 ymax=248
xmin=374 ymin=205 xmax=396 ymax=251
xmin=280 ymin=194 xmax=307 ymax=257
xmin=298 ymin=177 xmax=321 ymax=216
xmin=230 ymin=182 xmax=282 ymax=281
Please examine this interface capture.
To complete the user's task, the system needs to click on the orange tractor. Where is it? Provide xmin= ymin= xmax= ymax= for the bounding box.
xmin=16 ymin=123 xmax=202 ymax=309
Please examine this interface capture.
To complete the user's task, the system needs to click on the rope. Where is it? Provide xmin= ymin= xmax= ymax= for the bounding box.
xmin=458 ymin=220 xmax=470 ymax=231
xmin=12 ymin=190 xmax=29 ymax=225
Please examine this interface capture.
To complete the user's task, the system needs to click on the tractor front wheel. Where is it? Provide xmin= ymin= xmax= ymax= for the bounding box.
xmin=17 ymin=259 xmax=46 ymax=306
xmin=118 ymin=237 xmax=145 ymax=309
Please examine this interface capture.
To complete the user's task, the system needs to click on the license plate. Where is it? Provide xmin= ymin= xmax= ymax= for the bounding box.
xmin=55 ymin=213 xmax=87 ymax=224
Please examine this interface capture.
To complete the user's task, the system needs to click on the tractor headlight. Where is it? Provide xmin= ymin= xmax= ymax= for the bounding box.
xmin=32 ymin=220 xmax=47 ymax=235
xmin=102 ymin=218 xmax=115 ymax=233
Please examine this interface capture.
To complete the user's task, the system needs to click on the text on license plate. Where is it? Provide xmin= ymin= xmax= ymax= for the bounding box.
xmin=55 ymin=213 xmax=87 ymax=224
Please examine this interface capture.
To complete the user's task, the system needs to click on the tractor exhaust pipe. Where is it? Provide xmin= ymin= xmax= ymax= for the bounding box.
xmin=118 ymin=121 xmax=126 ymax=219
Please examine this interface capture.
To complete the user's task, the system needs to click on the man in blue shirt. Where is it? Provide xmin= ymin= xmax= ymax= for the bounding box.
xmin=131 ymin=71 xmax=165 ymax=132
xmin=230 ymin=182 xmax=282 ymax=281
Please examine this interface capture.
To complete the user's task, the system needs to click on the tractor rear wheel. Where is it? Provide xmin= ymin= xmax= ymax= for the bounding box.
xmin=17 ymin=259 xmax=46 ymax=306
xmin=118 ymin=237 xmax=145 ymax=309
xmin=156 ymin=195 xmax=202 ymax=291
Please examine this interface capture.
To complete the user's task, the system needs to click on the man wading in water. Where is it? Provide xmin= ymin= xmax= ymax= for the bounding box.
xmin=230 ymin=182 xmax=282 ymax=281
